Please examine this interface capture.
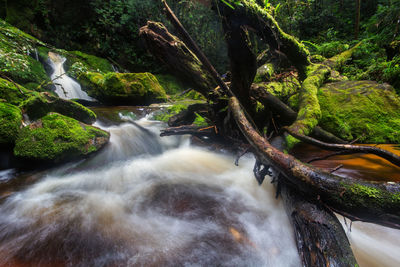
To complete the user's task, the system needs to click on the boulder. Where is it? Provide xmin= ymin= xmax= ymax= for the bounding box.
xmin=79 ymin=72 xmax=167 ymax=105
xmin=0 ymin=102 xmax=22 ymax=146
xmin=318 ymin=80 xmax=400 ymax=143
xmin=14 ymin=113 xmax=109 ymax=163
xmin=21 ymin=92 xmax=96 ymax=124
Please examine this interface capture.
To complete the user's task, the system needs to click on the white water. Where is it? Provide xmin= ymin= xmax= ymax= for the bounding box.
xmin=48 ymin=52 xmax=93 ymax=101
xmin=0 ymin=115 xmax=399 ymax=266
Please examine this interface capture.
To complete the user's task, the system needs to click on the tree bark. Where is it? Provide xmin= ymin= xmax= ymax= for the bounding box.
xmin=139 ymin=21 xmax=216 ymax=97
xmin=230 ymin=96 xmax=400 ymax=229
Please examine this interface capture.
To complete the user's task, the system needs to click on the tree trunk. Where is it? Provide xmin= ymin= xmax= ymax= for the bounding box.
xmin=355 ymin=0 xmax=361 ymax=39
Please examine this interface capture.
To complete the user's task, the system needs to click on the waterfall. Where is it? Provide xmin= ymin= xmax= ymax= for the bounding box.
xmin=48 ymin=52 xmax=94 ymax=101
xmin=0 ymin=111 xmax=399 ymax=266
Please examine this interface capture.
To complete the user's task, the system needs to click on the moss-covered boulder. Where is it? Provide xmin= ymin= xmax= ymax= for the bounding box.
xmin=0 ymin=77 xmax=34 ymax=105
xmin=14 ymin=113 xmax=109 ymax=163
xmin=318 ymin=80 xmax=400 ymax=143
xmin=0 ymin=102 xmax=22 ymax=146
xmin=20 ymin=92 xmax=96 ymax=124
xmin=0 ymin=19 xmax=49 ymax=87
xmin=79 ymin=72 xmax=167 ymax=105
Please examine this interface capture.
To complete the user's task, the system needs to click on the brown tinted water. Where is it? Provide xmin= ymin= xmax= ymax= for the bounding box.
xmin=292 ymin=143 xmax=400 ymax=182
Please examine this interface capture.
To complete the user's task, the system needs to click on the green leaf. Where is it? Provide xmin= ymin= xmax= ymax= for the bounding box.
xmin=220 ymin=0 xmax=235 ymax=9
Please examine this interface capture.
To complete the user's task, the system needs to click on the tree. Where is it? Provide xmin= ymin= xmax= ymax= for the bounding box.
xmin=140 ymin=1 xmax=400 ymax=265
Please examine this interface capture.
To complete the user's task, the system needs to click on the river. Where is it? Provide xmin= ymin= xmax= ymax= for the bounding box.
xmin=0 ymin=107 xmax=399 ymax=266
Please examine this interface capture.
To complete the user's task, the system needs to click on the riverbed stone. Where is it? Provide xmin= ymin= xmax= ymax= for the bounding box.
xmin=14 ymin=113 xmax=109 ymax=163
xmin=318 ymin=80 xmax=400 ymax=143
xmin=78 ymin=72 xmax=167 ymax=105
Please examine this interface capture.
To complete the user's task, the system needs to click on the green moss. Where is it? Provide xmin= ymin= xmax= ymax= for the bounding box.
xmin=20 ymin=92 xmax=96 ymax=124
xmin=155 ymin=74 xmax=187 ymax=95
xmin=318 ymin=80 xmax=400 ymax=143
xmin=286 ymin=64 xmax=329 ymax=149
xmin=339 ymin=183 xmax=400 ymax=210
xmin=0 ymin=77 xmax=34 ymax=105
xmin=0 ymin=102 xmax=22 ymax=146
xmin=254 ymin=63 xmax=275 ymax=83
xmin=14 ymin=113 xmax=109 ymax=162
xmin=193 ymin=112 xmax=209 ymax=127
xmin=152 ymin=104 xmax=187 ymax=122
xmin=0 ymin=19 xmax=48 ymax=86
xmin=79 ymin=72 xmax=167 ymax=105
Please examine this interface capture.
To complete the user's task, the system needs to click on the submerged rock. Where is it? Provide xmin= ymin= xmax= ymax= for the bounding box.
xmin=21 ymin=92 xmax=97 ymax=124
xmin=0 ymin=102 xmax=22 ymax=146
xmin=78 ymin=72 xmax=167 ymax=105
xmin=318 ymin=80 xmax=400 ymax=143
xmin=14 ymin=113 xmax=109 ymax=163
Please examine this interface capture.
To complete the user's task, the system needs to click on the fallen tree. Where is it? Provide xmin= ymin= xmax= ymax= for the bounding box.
xmin=140 ymin=0 xmax=400 ymax=265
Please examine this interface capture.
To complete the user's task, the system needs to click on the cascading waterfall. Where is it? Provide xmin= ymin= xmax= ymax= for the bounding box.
xmin=48 ymin=52 xmax=93 ymax=101
xmin=0 ymin=111 xmax=399 ymax=266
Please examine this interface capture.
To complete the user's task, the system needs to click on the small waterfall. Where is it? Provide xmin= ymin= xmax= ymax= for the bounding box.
xmin=0 ymin=112 xmax=399 ymax=266
xmin=48 ymin=52 xmax=93 ymax=101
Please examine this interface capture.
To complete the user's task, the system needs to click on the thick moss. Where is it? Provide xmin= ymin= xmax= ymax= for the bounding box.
xmin=64 ymin=50 xmax=113 ymax=78
xmin=318 ymin=80 xmax=400 ymax=143
xmin=14 ymin=113 xmax=109 ymax=163
xmin=21 ymin=92 xmax=96 ymax=124
xmin=155 ymin=74 xmax=187 ymax=95
xmin=152 ymin=104 xmax=187 ymax=122
xmin=0 ymin=77 xmax=34 ymax=105
xmin=254 ymin=63 xmax=275 ymax=83
xmin=0 ymin=19 xmax=49 ymax=86
xmin=79 ymin=72 xmax=167 ymax=105
xmin=0 ymin=102 xmax=22 ymax=146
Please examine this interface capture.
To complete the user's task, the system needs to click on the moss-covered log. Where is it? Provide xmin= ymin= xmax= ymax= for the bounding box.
xmin=214 ymin=0 xmax=311 ymax=77
xmin=139 ymin=21 xmax=216 ymax=97
xmin=230 ymin=96 xmax=400 ymax=229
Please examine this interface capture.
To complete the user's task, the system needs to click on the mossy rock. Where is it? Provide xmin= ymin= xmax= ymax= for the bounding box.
xmin=21 ymin=92 xmax=96 ymax=124
xmin=79 ymin=72 xmax=167 ymax=105
xmin=154 ymin=74 xmax=187 ymax=95
xmin=14 ymin=113 xmax=109 ymax=163
xmin=318 ymin=80 xmax=400 ymax=143
xmin=0 ymin=77 xmax=35 ymax=105
xmin=254 ymin=63 xmax=275 ymax=83
xmin=0 ymin=19 xmax=49 ymax=86
xmin=0 ymin=102 xmax=22 ymax=146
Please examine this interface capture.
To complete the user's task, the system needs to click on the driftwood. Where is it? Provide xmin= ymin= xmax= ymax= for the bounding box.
xmin=160 ymin=125 xmax=217 ymax=138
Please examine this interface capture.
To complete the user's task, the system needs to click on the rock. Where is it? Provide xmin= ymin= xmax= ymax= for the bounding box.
xmin=0 ymin=77 xmax=33 ymax=105
xmin=78 ymin=72 xmax=167 ymax=105
xmin=21 ymin=92 xmax=96 ymax=124
xmin=254 ymin=63 xmax=275 ymax=83
xmin=14 ymin=113 xmax=109 ymax=163
xmin=0 ymin=102 xmax=22 ymax=146
xmin=0 ymin=19 xmax=49 ymax=87
xmin=318 ymin=80 xmax=400 ymax=143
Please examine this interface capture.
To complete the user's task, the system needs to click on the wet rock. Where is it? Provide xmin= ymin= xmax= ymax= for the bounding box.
xmin=0 ymin=102 xmax=22 ymax=147
xmin=14 ymin=113 xmax=109 ymax=163
xmin=78 ymin=72 xmax=167 ymax=105
xmin=21 ymin=92 xmax=96 ymax=124
xmin=318 ymin=80 xmax=400 ymax=143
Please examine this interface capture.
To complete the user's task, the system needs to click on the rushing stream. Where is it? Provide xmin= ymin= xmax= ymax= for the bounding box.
xmin=0 ymin=108 xmax=399 ymax=266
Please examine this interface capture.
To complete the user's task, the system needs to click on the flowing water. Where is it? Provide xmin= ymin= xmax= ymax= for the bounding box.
xmin=48 ymin=52 xmax=93 ymax=101
xmin=0 ymin=109 xmax=399 ymax=266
